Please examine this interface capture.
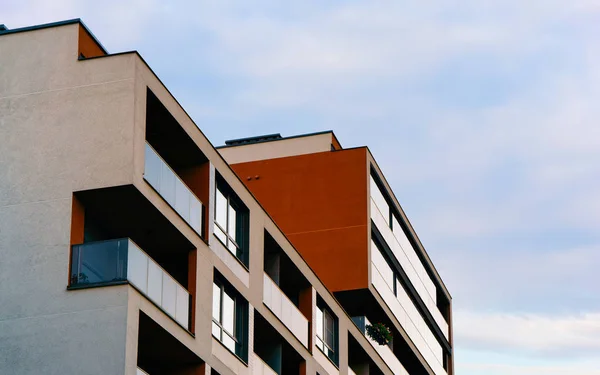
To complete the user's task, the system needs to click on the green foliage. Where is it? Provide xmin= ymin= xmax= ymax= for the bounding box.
xmin=366 ymin=322 xmax=393 ymax=345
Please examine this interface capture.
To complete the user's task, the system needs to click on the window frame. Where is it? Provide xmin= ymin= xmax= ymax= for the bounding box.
xmin=214 ymin=177 xmax=249 ymax=267
xmin=211 ymin=277 xmax=249 ymax=362
xmin=212 ymin=281 xmax=238 ymax=351
xmin=316 ymin=299 xmax=339 ymax=365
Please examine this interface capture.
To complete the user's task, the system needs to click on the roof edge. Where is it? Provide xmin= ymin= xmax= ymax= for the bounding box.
xmin=0 ymin=18 xmax=108 ymax=54
xmin=216 ymin=130 xmax=338 ymax=149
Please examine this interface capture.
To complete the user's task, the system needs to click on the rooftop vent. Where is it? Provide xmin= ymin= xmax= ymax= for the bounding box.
xmin=225 ymin=133 xmax=282 ymax=146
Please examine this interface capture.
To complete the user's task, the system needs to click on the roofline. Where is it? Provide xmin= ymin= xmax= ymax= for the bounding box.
xmin=0 ymin=18 xmax=108 ymax=54
xmin=216 ymin=130 xmax=340 ymax=149
xmin=225 ymin=133 xmax=282 ymax=146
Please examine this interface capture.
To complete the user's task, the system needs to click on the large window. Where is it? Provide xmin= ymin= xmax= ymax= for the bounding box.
xmin=316 ymin=298 xmax=338 ymax=365
xmin=212 ymin=277 xmax=248 ymax=361
xmin=214 ymin=177 xmax=249 ymax=266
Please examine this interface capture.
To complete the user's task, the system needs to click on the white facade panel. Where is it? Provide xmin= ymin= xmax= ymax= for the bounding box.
xmin=262 ymin=274 xmax=309 ymax=348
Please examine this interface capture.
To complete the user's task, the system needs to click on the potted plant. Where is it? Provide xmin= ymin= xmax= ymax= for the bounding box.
xmin=366 ymin=322 xmax=393 ymax=346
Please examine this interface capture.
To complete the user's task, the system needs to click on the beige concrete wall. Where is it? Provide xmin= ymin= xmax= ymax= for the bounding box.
xmin=218 ymin=133 xmax=335 ymax=164
xmin=0 ymin=23 xmax=136 ymax=375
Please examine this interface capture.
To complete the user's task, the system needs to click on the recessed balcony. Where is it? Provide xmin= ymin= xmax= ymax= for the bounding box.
xmin=262 ymin=274 xmax=309 ymax=347
xmin=144 ymin=142 xmax=203 ymax=236
xmin=370 ymin=249 xmax=446 ymax=375
xmin=137 ymin=312 xmax=203 ymax=374
xmin=252 ymin=354 xmax=278 ymax=375
xmin=370 ymin=197 xmax=449 ymax=338
xmin=145 ymin=88 xmax=210 ymax=239
xmin=352 ymin=316 xmax=408 ymax=375
xmin=253 ymin=312 xmax=304 ymax=375
xmin=263 ymin=231 xmax=311 ymax=348
xmin=70 ymin=238 xmax=190 ymax=330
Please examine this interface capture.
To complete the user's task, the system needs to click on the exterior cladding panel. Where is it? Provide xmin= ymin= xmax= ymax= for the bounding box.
xmin=231 ymin=148 xmax=369 ymax=292
xmin=77 ymin=24 xmax=105 ymax=58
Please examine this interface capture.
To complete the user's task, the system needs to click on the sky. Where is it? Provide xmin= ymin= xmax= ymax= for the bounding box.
xmin=3 ymin=1 xmax=600 ymax=374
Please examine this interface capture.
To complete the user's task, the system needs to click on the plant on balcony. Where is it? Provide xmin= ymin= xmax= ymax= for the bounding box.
xmin=70 ymin=272 xmax=89 ymax=285
xmin=366 ymin=322 xmax=392 ymax=346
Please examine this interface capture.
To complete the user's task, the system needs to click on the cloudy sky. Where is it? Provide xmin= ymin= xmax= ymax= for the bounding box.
xmin=4 ymin=1 xmax=600 ymax=373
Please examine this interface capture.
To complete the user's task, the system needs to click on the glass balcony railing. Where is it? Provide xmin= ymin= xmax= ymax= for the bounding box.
xmin=370 ymin=197 xmax=449 ymax=339
xmin=70 ymin=238 xmax=191 ymax=330
xmin=262 ymin=274 xmax=309 ymax=348
xmin=252 ymin=354 xmax=279 ymax=375
xmin=352 ymin=316 xmax=409 ymax=375
xmin=371 ymin=254 xmax=446 ymax=375
xmin=144 ymin=142 xmax=203 ymax=235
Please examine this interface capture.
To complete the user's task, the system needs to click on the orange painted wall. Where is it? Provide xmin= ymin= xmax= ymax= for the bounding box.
xmin=70 ymin=195 xmax=85 ymax=245
xmin=78 ymin=24 xmax=105 ymax=58
xmin=231 ymin=148 xmax=369 ymax=292
xmin=179 ymin=163 xmax=211 ymax=240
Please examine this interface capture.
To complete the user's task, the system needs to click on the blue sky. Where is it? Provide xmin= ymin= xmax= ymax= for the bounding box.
xmin=4 ymin=1 xmax=600 ymax=373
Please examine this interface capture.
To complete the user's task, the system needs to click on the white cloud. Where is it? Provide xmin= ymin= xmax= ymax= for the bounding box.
xmin=459 ymin=359 xmax=600 ymax=375
xmin=455 ymin=310 xmax=600 ymax=357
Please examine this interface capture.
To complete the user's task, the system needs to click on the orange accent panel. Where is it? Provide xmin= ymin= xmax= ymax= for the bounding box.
xmin=231 ymin=148 xmax=369 ymax=292
xmin=179 ymin=163 xmax=210 ymax=239
xmin=70 ymin=195 xmax=85 ymax=245
xmin=69 ymin=195 xmax=85 ymax=285
xmin=298 ymin=286 xmax=314 ymax=347
xmin=331 ymin=134 xmax=342 ymax=150
xmin=78 ymin=24 xmax=105 ymax=58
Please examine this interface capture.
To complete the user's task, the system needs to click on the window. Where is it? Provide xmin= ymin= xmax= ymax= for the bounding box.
xmin=316 ymin=299 xmax=338 ymax=365
xmin=212 ymin=278 xmax=248 ymax=361
xmin=214 ymin=177 xmax=249 ymax=266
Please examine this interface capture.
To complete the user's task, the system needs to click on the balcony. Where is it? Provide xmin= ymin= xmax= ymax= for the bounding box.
xmin=137 ymin=312 xmax=203 ymax=374
xmin=252 ymin=354 xmax=278 ymax=375
xmin=144 ymin=142 xmax=203 ymax=236
xmin=371 ymin=197 xmax=449 ymax=338
xmin=352 ymin=316 xmax=408 ymax=375
xmin=70 ymin=238 xmax=190 ymax=330
xmin=370 ymin=252 xmax=446 ymax=375
xmin=253 ymin=312 xmax=304 ymax=375
xmin=262 ymin=274 xmax=309 ymax=348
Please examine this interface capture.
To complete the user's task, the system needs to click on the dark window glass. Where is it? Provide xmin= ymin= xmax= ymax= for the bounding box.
xmin=70 ymin=239 xmax=128 ymax=286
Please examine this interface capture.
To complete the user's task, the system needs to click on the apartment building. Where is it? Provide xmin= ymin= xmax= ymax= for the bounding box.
xmin=218 ymin=134 xmax=453 ymax=375
xmin=0 ymin=19 xmax=452 ymax=375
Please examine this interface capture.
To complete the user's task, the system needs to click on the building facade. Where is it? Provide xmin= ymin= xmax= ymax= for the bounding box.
xmin=0 ymin=19 xmax=452 ymax=375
